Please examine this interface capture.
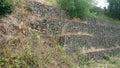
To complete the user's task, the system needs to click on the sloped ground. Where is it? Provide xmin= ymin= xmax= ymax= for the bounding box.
xmin=0 ymin=1 xmax=78 ymax=68
xmin=1 ymin=0 xmax=120 ymax=67
xmin=28 ymin=1 xmax=120 ymax=59
xmin=29 ymin=1 xmax=67 ymax=35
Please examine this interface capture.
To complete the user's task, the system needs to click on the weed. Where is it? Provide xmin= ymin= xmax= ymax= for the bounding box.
xmin=103 ymin=53 xmax=111 ymax=61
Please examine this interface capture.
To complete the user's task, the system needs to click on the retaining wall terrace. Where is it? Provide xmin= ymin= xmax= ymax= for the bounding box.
xmin=29 ymin=1 xmax=120 ymax=59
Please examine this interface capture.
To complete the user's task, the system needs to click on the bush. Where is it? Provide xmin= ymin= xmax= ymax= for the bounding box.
xmin=90 ymin=6 xmax=104 ymax=16
xmin=57 ymin=0 xmax=93 ymax=18
xmin=0 ymin=47 xmax=39 ymax=68
xmin=0 ymin=0 xmax=14 ymax=15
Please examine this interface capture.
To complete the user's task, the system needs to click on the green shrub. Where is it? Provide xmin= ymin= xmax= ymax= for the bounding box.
xmin=0 ymin=48 xmax=39 ymax=68
xmin=0 ymin=0 xmax=14 ymax=15
xmin=90 ymin=6 xmax=104 ymax=16
xmin=57 ymin=0 xmax=93 ymax=18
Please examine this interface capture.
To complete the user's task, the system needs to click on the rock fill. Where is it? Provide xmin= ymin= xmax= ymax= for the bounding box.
xmin=29 ymin=1 xmax=120 ymax=59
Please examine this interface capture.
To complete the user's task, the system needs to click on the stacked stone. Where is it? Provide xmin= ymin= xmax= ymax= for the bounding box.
xmin=29 ymin=1 xmax=120 ymax=59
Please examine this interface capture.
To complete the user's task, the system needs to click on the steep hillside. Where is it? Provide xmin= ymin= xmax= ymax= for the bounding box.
xmin=28 ymin=1 xmax=120 ymax=58
xmin=0 ymin=1 xmax=78 ymax=68
xmin=1 ymin=0 xmax=120 ymax=68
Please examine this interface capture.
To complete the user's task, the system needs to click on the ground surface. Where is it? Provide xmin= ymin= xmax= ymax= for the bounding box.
xmin=0 ymin=0 xmax=120 ymax=68
xmin=28 ymin=1 xmax=120 ymax=59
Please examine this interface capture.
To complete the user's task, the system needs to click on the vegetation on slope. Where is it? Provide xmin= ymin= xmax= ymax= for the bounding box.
xmin=57 ymin=0 xmax=120 ymax=22
xmin=57 ymin=0 xmax=94 ymax=18
xmin=0 ymin=0 xmax=14 ymax=15
xmin=0 ymin=0 xmax=120 ymax=68
xmin=0 ymin=0 xmax=78 ymax=68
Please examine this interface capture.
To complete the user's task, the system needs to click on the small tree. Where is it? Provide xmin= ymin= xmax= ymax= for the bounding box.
xmin=0 ymin=0 xmax=14 ymax=15
xmin=57 ymin=0 xmax=93 ymax=18
xmin=90 ymin=6 xmax=104 ymax=16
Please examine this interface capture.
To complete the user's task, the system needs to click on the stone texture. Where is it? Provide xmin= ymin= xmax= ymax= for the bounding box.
xmin=60 ymin=18 xmax=120 ymax=49
xmin=28 ymin=1 xmax=120 ymax=59
xmin=85 ymin=47 xmax=120 ymax=60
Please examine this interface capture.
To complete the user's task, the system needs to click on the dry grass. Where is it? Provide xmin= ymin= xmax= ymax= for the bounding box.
xmin=0 ymin=0 xmax=78 ymax=68
xmin=1 ymin=0 xmax=120 ymax=68
xmin=0 ymin=28 xmax=78 ymax=68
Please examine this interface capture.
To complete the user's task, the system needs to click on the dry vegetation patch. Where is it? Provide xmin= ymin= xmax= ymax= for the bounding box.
xmin=0 ymin=0 xmax=78 ymax=68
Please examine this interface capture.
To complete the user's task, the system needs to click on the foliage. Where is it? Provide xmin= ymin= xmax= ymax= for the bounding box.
xmin=0 ymin=48 xmax=39 ymax=68
xmin=0 ymin=0 xmax=14 ymax=15
xmin=57 ymin=0 xmax=93 ymax=18
xmin=0 ymin=27 xmax=77 ymax=68
xmin=90 ymin=6 xmax=104 ymax=16
xmin=103 ymin=53 xmax=111 ymax=61
xmin=107 ymin=0 xmax=120 ymax=19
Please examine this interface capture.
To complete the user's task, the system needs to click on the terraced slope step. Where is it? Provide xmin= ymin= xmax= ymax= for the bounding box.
xmin=58 ymin=35 xmax=120 ymax=52
xmin=83 ymin=47 xmax=120 ymax=60
xmin=58 ymin=20 xmax=120 ymax=52
xmin=29 ymin=1 xmax=120 ymax=59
